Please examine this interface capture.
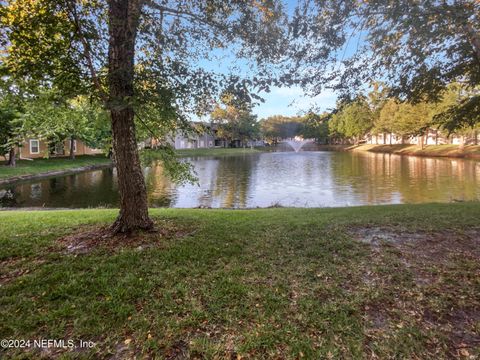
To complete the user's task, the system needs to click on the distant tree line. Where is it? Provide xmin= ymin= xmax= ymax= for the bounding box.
xmin=258 ymin=113 xmax=329 ymax=145
xmin=257 ymin=83 xmax=479 ymax=148
xmin=328 ymin=83 xmax=479 ymax=148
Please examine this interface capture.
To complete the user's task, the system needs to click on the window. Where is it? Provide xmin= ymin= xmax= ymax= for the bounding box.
xmin=55 ymin=142 xmax=65 ymax=155
xmin=30 ymin=139 xmax=40 ymax=154
xmin=73 ymin=140 xmax=77 ymax=153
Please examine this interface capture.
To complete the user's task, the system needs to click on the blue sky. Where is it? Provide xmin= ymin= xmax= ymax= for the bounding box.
xmin=251 ymin=0 xmax=339 ymax=119
xmin=199 ymin=0 xmax=346 ymax=120
xmin=254 ymin=86 xmax=338 ymax=119
xmin=193 ymin=0 xmax=369 ymax=120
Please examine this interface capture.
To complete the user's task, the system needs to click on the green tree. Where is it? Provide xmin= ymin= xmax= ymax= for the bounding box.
xmin=393 ymin=102 xmax=432 ymax=149
xmin=290 ymin=0 xmax=480 ymax=130
xmin=0 ymin=79 xmax=25 ymax=166
xmin=2 ymin=0 xmax=287 ymax=233
xmin=375 ymin=99 xmax=398 ymax=144
xmin=330 ymin=98 xmax=373 ymax=144
xmin=259 ymin=115 xmax=304 ymax=143
xmin=0 ymin=106 xmax=22 ymax=166
xmin=300 ymin=112 xmax=330 ymax=143
xmin=211 ymin=97 xmax=259 ymax=147
xmin=21 ymin=90 xmax=103 ymax=159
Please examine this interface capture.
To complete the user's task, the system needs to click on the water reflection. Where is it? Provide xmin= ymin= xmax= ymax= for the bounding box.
xmin=1 ymin=151 xmax=479 ymax=208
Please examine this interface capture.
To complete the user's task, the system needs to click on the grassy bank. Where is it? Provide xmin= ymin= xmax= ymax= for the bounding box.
xmin=351 ymin=144 xmax=480 ymax=159
xmin=1 ymin=204 xmax=479 ymax=358
xmin=0 ymin=155 xmax=111 ymax=181
xmin=175 ymin=147 xmax=263 ymax=157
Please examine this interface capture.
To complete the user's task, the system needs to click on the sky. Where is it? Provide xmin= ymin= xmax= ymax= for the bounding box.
xmin=247 ymin=0 xmax=339 ymax=119
xmin=193 ymin=0 xmax=367 ymax=120
xmin=197 ymin=0 xmax=348 ymax=120
xmin=254 ymin=86 xmax=338 ymax=119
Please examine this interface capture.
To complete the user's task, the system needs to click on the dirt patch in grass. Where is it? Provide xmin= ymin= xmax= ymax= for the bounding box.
xmin=164 ymin=340 xmax=190 ymax=360
xmin=350 ymin=226 xmax=480 ymax=356
xmin=58 ymin=219 xmax=197 ymax=255
xmin=350 ymin=226 xmax=480 ymax=260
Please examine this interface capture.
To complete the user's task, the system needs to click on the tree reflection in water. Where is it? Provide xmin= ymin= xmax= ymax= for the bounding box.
xmin=1 ymin=151 xmax=479 ymax=208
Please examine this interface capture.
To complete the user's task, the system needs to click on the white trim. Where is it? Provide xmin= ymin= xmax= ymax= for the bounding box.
xmin=29 ymin=139 xmax=40 ymax=154
xmin=73 ymin=140 xmax=77 ymax=153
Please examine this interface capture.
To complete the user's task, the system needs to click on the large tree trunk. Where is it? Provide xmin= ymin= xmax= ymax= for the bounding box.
xmin=69 ymin=136 xmax=76 ymax=160
xmin=7 ymin=147 xmax=16 ymax=167
xmin=108 ymin=0 xmax=153 ymax=233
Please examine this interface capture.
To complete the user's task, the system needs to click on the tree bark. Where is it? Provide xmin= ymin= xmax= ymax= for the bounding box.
xmin=459 ymin=135 xmax=465 ymax=150
xmin=108 ymin=0 xmax=153 ymax=233
xmin=7 ymin=147 xmax=16 ymax=167
xmin=383 ymin=132 xmax=386 ymax=145
xmin=419 ymin=135 xmax=425 ymax=150
xmin=69 ymin=136 xmax=76 ymax=159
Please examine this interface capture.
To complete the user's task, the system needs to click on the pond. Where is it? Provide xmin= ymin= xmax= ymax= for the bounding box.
xmin=1 ymin=150 xmax=479 ymax=208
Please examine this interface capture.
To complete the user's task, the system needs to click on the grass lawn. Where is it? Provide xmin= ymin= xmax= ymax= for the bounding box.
xmin=353 ymin=144 xmax=480 ymax=159
xmin=1 ymin=204 xmax=479 ymax=358
xmin=0 ymin=156 xmax=112 ymax=181
xmin=175 ymin=147 xmax=263 ymax=157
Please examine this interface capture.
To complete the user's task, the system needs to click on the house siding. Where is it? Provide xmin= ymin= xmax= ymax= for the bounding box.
xmin=12 ymin=138 xmax=102 ymax=159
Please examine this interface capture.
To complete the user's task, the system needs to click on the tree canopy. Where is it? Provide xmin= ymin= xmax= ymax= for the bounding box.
xmin=1 ymin=0 xmax=290 ymax=232
xmin=289 ymin=0 xmax=480 ymax=130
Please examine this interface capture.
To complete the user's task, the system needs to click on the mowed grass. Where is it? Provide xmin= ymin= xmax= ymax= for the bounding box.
xmin=0 ymin=156 xmax=111 ymax=180
xmin=1 ymin=204 xmax=479 ymax=359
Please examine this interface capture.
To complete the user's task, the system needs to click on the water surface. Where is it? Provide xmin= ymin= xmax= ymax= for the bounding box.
xmin=1 ymin=151 xmax=479 ymax=208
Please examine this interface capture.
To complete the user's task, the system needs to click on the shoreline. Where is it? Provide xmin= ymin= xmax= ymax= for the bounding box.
xmin=317 ymin=144 xmax=480 ymax=160
xmin=2 ymin=143 xmax=478 ymax=186
xmin=0 ymin=162 xmax=114 ymax=186
xmin=1 ymin=201 xmax=477 ymax=211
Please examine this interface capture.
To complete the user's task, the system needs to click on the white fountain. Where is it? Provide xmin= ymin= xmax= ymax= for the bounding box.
xmin=284 ymin=136 xmax=313 ymax=152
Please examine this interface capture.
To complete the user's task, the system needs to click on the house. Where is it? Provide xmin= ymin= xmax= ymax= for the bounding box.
xmin=147 ymin=122 xmax=216 ymax=150
xmin=144 ymin=121 xmax=266 ymax=150
xmin=2 ymin=138 xmax=102 ymax=161
xmin=365 ymin=129 xmax=479 ymax=146
xmin=171 ymin=127 xmax=216 ymax=149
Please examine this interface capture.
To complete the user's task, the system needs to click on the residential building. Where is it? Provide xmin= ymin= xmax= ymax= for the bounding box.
xmin=2 ymin=138 xmax=102 ymax=161
xmin=365 ymin=129 xmax=479 ymax=146
xmin=147 ymin=122 xmax=216 ymax=150
xmin=171 ymin=128 xmax=216 ymax=149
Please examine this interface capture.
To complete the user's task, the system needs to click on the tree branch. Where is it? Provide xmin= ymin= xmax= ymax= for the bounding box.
xmin=464 ymin=23 xmax=480 ymax=63
xmin=65 ymin=0 xmax=108 ymax=102
xmin=144 ymin=0 xmax=230 ymax=34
